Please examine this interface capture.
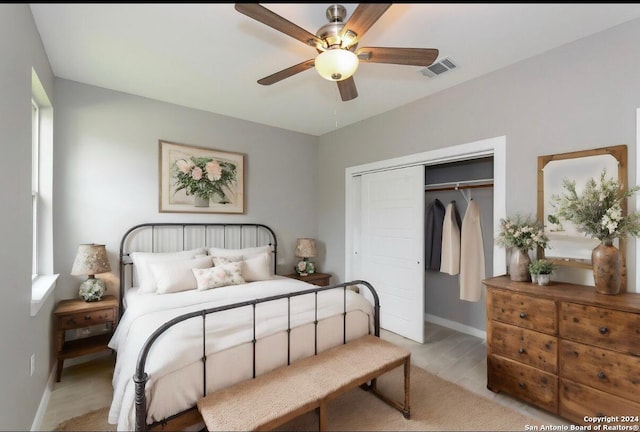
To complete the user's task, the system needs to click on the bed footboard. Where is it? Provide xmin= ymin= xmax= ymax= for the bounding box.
xmin=133 ymin=280 xmax=380 ymax=432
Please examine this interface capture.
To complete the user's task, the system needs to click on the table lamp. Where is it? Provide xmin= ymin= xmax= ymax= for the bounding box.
xmin=295 ymin=238 xmax=317 ymax=276
xmin=71 ymin=244 xmax=111 ymax=301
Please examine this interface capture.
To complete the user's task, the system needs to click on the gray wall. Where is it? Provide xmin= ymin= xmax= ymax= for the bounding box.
xmin=0 ymin=4 xmax=56 ymax=430
xmin=318 ymin=18 xmax=640 ymax=297
xmin=53 ymin=79 xmax=320 ymax=301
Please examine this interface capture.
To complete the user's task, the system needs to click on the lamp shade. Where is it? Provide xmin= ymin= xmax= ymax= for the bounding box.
xmin=295 ymin=238 xmax=317 ymax=258
xmin=71 ymin=244 xmax=111 ymax=276
xmin=315 ymin=49 xmax=359 ymax=82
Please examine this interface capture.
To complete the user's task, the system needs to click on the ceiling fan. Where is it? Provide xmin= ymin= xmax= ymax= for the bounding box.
xmin=235 ymin=3 xmax=439 ymax=101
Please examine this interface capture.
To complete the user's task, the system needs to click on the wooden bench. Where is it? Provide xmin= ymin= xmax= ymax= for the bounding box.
xmin=197 ymin=334 xmax=411 ymax=431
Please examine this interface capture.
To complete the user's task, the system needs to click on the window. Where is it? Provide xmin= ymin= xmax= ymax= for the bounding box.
xmin=31 ymin=68 xmax=57 ymax=316
xmin=32 ymin=99 xmax=39 ymax=278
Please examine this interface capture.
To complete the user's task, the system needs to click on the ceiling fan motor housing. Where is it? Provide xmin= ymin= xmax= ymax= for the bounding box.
xmin=316 ymin=4 xmax=356 ymax=51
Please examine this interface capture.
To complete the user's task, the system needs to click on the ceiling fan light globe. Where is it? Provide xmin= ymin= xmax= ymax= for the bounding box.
xmin=315 ymin=49 xmax=359 ymax=82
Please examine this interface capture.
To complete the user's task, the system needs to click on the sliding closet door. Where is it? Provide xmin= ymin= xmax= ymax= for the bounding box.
xmin=361 ymin=165 xmax=425 ymax=343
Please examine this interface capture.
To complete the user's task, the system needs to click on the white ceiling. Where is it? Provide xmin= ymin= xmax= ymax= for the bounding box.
xmin=29 ymin=3 xmax=640 ymax=136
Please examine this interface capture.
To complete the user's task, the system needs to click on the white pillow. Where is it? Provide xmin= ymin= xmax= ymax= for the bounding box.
xmin=150 ymin=256 xmax=213 ymax=294
xmin=130 ymin=248 xmax=206 ymax=293
xmin=192 ymin=261 xmax=246 ymax=290
xmin=242 ymin=253 xmax=272 ymax=282
xmin=208 ymin=245 xmax=273 ymax=274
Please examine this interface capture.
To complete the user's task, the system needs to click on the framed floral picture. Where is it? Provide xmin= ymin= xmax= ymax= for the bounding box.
xmin=159 ymin=140 xmax=245 ymax=214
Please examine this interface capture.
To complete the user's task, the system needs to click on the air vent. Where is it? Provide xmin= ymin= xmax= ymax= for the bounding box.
xmin=420 ymin=57 xmax=458 ymax=78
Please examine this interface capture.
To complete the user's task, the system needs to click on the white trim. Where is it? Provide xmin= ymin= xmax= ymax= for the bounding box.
xmin=30 ymin=366 xmax=55 ymax=431
xmin=425 ymin=313 xmax=486 ymax=340
xmin=345 ymin=136 xmax=507 ymax=281
xmin=31 ymin=274 xmax=58 ymax=317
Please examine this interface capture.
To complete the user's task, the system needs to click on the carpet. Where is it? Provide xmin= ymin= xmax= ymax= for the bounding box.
xmin=55 ymin=365 xmax=547 ymax=431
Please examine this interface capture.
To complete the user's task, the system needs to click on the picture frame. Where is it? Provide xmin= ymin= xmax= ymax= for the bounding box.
xmin=159 ymin=140 xmax=245 ymax=214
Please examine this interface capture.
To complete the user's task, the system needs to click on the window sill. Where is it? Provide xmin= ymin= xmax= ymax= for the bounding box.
xmin=31 ymin=274 xmax=59 ymax=317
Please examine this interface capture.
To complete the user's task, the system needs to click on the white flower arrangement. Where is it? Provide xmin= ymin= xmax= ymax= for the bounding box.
xmin=551 ymin=169 xmax=640 ymax=243
xmin=496 ymin=214 xmax=549 ymax=251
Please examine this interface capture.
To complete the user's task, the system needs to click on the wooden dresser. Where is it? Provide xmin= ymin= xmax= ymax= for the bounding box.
xmin=484 ymin=276 xmax=640 ymax=425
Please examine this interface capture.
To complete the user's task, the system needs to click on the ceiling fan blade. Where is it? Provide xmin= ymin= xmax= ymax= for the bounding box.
xmin=257 ymin=59 xmax=316 ymax=86
xmin=235 ymin=4 xmax=322 ymax=49
xmin=337 ymin=77 xmax=358 ymax=101
xmin=341 ymin=4 xmax=391 ymax=42
xmin=357 ymin=47 xmax=439 ymax=67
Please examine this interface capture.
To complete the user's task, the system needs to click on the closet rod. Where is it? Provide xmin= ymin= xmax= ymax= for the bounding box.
xmin=424 ymin=178 xmax=494 ymax=192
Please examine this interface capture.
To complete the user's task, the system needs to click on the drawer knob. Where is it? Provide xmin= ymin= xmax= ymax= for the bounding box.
xmin=598 ymin=372 xmax=606 ymax=380
xmin=519 ymin=312 xmax=527 ymax=319
xmin=84 ymin=314 xmax=92 ymax=321
xmin=599 ymin=326 xmax=608 ymax=335
xmin=518 ymin=348 xmax=526 ymax=354
xmin=518 ymin=382 xmax=526 ymax=389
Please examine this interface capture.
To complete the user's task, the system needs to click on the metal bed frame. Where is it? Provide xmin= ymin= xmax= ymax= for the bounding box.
xmin=117 ymin=223 xmax=381 ymax=432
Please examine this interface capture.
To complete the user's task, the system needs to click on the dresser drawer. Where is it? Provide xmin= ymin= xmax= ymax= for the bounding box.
xmin=560 ymin=340 xmax=640 ymax=403
xmin=58 ymin=308 xmax=115 ymax=330
xmin=559 ymin=379 xmax=640 ymax=425
xmin=487 ymin=355 xmax=558 ymax=413
xmin=488 ymin=289 xmax=557 ymax=335
xmin=490 ymin=321 xmax=557 ymax=373
xmin=559 ymin=302 xmax=640 ymax=355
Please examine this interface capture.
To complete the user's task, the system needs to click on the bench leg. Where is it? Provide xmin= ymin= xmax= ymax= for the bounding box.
xmin=403 ymin=357 xmax=411 ymax=419
xmin=366 ymin=357 xmax=411 ymax=419
xmin=318 ymin=399 xmax=327 ymax=432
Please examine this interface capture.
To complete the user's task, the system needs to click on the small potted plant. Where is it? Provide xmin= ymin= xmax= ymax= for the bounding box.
xmin=531 ymin=259 xmax=555 ymax=286
xmin=528 ymin=260 xmax=541 ymax=284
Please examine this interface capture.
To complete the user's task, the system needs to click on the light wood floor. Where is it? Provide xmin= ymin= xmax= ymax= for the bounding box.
xmin=41 ymin=322 xmax=571 ymax=430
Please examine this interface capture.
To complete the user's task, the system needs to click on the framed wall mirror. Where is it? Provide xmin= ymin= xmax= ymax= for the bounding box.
xmin=537 ymin=145 xmax=628 ymax=274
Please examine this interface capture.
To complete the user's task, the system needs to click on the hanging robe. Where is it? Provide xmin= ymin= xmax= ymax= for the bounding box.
xmin=440 ymin=200 xmax=462 ymax=275
xmin=459 ymin=199 xmax=485 ymax=301
xmin=425 ymin=199 xmax=446 ymax=270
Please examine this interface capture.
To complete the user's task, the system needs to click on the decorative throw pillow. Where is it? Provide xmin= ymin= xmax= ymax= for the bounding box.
xmin=212 ymin=256 xmax=243 ymax=267
xmin=130 ymin=248 xmax=207 ymax=293
xmin=241 ymin=253 xmax=272 ymax=282
xmin=208 ymin=245 xmax=273 ymax=275
xmin=150 ymin=256 xmax=213 ymax=294
xmin=192 ymin=261 xmax=246 ymax=290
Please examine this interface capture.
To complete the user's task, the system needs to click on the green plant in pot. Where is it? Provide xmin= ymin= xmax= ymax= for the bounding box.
xmin=529 ymin=259 xmax=556 ymax=286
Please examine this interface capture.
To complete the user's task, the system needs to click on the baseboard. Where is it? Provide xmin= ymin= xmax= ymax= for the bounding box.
xmin=31 ymin=365 xmax=55 ymax=431
xmin=425 ymin=313 xmax=486 ymax=340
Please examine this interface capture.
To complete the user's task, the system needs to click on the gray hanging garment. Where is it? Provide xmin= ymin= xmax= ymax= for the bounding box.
xmin=425 ymin=198 xmax=446 ymax=270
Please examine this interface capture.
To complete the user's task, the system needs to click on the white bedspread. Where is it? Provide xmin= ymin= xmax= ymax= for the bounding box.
xmin=108 ymin=277 xmax=374 ymax=431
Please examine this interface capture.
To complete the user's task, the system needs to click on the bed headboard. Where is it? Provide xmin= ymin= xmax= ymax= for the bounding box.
xmin=119 ymin=223 xmax=278 ymax=313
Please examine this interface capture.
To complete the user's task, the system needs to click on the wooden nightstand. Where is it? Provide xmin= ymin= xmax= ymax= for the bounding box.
xmin=286 ymin=272 xmax=332 ymax=286
xmin=53 ymin=295 xmax=118 ymax=382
